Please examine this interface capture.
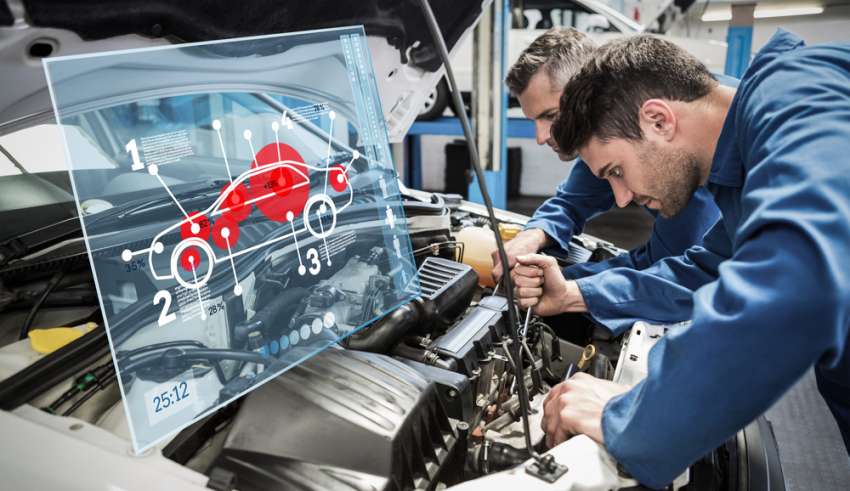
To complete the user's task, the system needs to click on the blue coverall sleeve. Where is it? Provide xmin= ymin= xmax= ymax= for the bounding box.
xmin=565 ymin=248 xmax=652 ymax=279
xmin=523 ymin=159 xmax=614 ymax=252
xmin=601 ymin=50 xmax=850 ymax=488
xmin=565 ymin=187 xmax=721 ymax=280
xmin=574 ymin=218 xmax=732 ymax=335
xmin=634 ymin=187 xmax=721 ymax=269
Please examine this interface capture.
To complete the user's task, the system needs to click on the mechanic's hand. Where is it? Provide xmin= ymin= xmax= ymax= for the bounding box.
xmin=540 ymin=373 xmax=630 ymax=448
xmin=510 ymin=254 xmax=586 ymax=316
xmin=491 ymin=229 xmax=550 ymax=283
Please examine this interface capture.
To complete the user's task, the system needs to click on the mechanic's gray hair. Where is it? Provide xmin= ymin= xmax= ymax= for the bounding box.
xmin=505 ymin=28 xmax=597 ymax=96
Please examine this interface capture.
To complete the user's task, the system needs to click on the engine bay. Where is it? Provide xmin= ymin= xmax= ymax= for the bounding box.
xmin=0 ymin=189 xmax=652 ymax=490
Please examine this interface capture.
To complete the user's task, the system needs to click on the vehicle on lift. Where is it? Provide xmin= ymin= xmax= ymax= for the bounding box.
xmin=417 ymin=0 xmax=727 ymax=119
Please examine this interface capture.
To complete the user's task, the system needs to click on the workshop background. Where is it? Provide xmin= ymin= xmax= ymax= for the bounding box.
xmin=396 ymin=1 xmax=850 ymax=489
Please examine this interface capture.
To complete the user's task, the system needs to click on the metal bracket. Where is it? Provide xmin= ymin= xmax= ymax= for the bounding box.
xmin=525 ymin=454 xmax=569 ymax=483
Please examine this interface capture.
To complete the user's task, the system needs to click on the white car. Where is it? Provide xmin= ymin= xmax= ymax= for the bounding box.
xmin=418 ymin=0 xmax=727 ymax=119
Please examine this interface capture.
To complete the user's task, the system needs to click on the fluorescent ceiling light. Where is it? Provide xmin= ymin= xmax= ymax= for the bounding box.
xmin=702 ymin=5 xmax=824 ymax=22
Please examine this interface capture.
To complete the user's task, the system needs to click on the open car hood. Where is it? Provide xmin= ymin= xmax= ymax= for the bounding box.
xmin=0 ymin=0 xmax=488 ymax=141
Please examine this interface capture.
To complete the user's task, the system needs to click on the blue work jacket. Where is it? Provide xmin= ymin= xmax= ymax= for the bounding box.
xmin=580 ymin=30 xmax=850 ymax=487
xmin=526 ymin=164 xmax=720 ymax=278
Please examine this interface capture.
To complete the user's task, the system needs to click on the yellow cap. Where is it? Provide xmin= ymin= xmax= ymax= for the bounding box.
xmin=28 ymin=322 xmax=97 ymax=354
xmin=498 ymin=223 xmax=523 ymax=241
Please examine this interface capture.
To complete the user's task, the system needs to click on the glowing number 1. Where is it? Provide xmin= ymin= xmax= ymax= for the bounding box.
xmin=126 ymin=139 xmax=145 ymax=171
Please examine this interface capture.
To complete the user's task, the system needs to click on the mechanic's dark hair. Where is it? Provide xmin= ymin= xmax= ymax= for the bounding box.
xmin=552 ymin=35 xmax=717 ymax=156
xmin=505 ymin=27 xmax=597 ymax=96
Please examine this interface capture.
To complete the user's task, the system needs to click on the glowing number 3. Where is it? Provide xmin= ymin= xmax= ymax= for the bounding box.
xmin=306 ymin=248 xmax=321 ymax=275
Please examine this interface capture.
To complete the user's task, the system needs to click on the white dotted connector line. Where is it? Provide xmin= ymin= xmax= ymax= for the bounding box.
xmin=221 ymin=226 xmax=242 ymax=296
xmin=150 ymin=166 xmax=191 ymax=220
xmin=244 ymin=129 xmax=256 ymax=169
xmin=212 ymin=119 xmax=233 ymax=184
xmin=287 ymin=211 xmax=307 ymax=275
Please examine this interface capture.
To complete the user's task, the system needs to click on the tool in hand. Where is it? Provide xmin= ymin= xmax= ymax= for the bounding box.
xmin=521 ymin=307 xmax=532 ymax=338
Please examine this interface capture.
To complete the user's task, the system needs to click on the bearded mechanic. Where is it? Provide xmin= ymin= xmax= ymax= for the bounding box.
xmin=493 ymin=28 xmax=723 ymax=284
xmin=511 ymin=31 xmax=850 ymax=487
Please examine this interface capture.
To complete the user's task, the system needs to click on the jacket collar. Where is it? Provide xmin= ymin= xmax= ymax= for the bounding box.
xmin=708 ymin=29 xmax=806 ymax=188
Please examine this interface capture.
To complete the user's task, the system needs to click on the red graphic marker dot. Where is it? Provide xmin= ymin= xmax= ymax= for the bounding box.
xmin=180 ymin=211 xmax=210 ymax=241
xmin=249 ymin=143 xmax=310 ymax=223
xmin=220 ymin=183 xmax=252 ymax=222
xmin=268 ymin=167 xmax=295 ymax=198
xmin=212 ymin=216 xmax=240 ymax=250
xmin=180 ymin=246 xmax=201 ymax=272
xmin=329 ymin=165 xmax=348 ymax=193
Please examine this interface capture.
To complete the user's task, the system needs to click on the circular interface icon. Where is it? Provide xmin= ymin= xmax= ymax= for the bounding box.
xmin=212 ymin=216 xmax=240 ymax=250
xmin=219 ymin=183 xmax=252 ymax=222
xmin=170 ymin=237 xmax=215 ymax=290
xmin=303 ymin=194 xmax=337 ymax=239
xmin=180 ymin=211 xmax=210 ymax=241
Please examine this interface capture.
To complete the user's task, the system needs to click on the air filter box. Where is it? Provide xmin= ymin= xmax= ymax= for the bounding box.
xmin=210 ymin=349 xmax=464 ymax=491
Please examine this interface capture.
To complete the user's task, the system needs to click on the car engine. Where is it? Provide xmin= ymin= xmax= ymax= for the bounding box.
xmin=0 ymin=190 xmax=778 ymax=491
xmin=0 ymin=188 xmax=629 ymax=489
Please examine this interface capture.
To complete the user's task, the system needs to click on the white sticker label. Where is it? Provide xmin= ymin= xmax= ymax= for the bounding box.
xmin=203 ymin=295 xmax=230 ymax=349
xmin=239 ymin=272 xmax=257 ymax=315
xmin=175 ymin=284 xmax=210 ymax=322
xmin=144 ymin=377 xmax=199 ymax=426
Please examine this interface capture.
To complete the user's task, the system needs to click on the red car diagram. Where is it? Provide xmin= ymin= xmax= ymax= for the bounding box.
xmin=120 ymin=113 xmax=357 ymax=320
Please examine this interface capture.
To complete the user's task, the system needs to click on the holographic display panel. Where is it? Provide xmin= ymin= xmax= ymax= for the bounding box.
xmin=44 ymin=27 xmax=419 ymax=452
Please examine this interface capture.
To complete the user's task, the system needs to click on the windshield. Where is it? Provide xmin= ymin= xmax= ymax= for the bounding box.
xmin=60 ymin=91 xmax=356 ymax=203
xmin=0 ymin=91 xmax=358 ymax=242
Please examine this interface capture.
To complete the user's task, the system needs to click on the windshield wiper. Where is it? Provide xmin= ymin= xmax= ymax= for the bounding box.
xmin=0 ymin=142 xmax=65 ymax=192
xmin=86 ymin=179 xmax=231 ymax=225
xmin=1 ymin=179 xmax=231 ymax=266
xmin=0 ymin=217 xmax=82 ymax=268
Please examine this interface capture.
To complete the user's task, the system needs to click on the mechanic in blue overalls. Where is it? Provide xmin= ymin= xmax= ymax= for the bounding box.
xmin=493 ymin=28 xmax=722 ymax=283
xmin=511 ymin=31 xmax=850 ymax=487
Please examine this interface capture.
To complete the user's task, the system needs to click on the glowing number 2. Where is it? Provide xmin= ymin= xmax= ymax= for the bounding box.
xmin=306 ymin=248 xmax=321 ymax=275
xmin=153 ymin=290 xmax=177 ymax=327
xmin=126 ymin=138 xmax=145 ymax=171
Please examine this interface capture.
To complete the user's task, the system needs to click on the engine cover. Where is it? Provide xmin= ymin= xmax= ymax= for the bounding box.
xmin=211 ymin=348 xmax=463 ymax=491
xmin=431 ymin=295 xmax=508 ymax=376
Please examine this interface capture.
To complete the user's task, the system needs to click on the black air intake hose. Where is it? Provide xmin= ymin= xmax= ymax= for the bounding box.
xmin=345 ymin=300 xmax=425 ymax=353
xmin=469 ymin=441 xmax=530 ymax=474
xmin=391 ymin=343 xmax=455 ymax=371
xmin=345 ymin=257 xmax=478 ymax=353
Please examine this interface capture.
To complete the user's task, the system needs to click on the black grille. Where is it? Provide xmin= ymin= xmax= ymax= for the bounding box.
xmin=413 ymin=257 xmax=474 ymax=300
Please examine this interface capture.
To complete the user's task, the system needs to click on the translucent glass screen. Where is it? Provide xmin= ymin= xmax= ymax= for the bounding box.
xmin=44 ymin=26 xmax=419 ymax=452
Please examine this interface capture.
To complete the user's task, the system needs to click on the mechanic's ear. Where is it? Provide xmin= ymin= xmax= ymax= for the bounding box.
xmin=639 ymin=99 xmax=676 ymax=142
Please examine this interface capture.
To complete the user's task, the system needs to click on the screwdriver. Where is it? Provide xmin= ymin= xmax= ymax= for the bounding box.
xmin=516 ymin=262 xmax=542 ymax=339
